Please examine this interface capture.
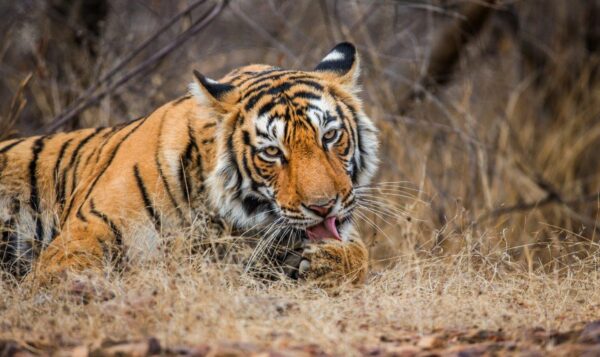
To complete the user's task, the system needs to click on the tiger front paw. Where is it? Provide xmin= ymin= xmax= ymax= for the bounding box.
xmin=298 ymin=238 xmax=368 ymax=290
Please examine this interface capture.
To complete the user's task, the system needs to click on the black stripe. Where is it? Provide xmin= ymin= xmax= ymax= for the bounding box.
xmin=180 ymin=122 xmax=206 ymax=201
xmin=85 ymin=128 xmax=116 ymax=167
xmin=89 ymin=199 xmax=123 ymax=265
xmin=243 ymin=79 xmax=321 ymax=114
xmin=340 ymin=131 xmax=352 ymax=156
xmin=1 ymin=214 xmax=17 ymax=271
xmin=241 ymin=72 xmax=309 ymax=93
xmin=50 ymin=223 xmax=59 ymax=242
xmin=29 ymin=136 xmax=46 ymax=242
xmin=241 ymin=82 xmax=270 ymax=97
xmin=202 ymin=122 xmax=217 ymax=129
xmin=89 ymin=199 xmax=123 ymax=247
xmin=294 ymin=79 xmax=324 ymax=91
xmin=226 ymin=114 xmax=244 ymax=198
xmin=172 ymin=95 xmax=192 ymax=106
xmin=338 ymin=103 xmax=362 ymax=182
xmin=238 ymin=128 xmax=267 ymax=184
xmin=0 ymin=139 xmax=25 ymax=154
xmin=243 ymin=89 xmax=269 ymax=113
xmin=133 ymin=164 xmax=161 ymax=230
xmin=53 ymin=138 xmax=74 ymax=202
xmin=58 ymin=129 xmax=103 ymax=209
xmin=256 ymin=101 xmax=278 ymax=118
xmin=64 ymin=129 xmax=103 ymax=170
xmin=193 ymin=141 xmax=205 ymax=196
xmin=240 ymin=149 xmax=255 ymax=181
xmin=70 ymin=151 xmax=86 ymax=198
xmin=338 ymin=100 xmax=365 ymax=165
xmin=291 ymin=91 xmax=321 ymax=101
xmin=255 ymin=129 xmax=270 ymax=140
xmin=232 ymin=68 xmax=283 ymax=87
xmin=76 ymin=207 xmax=88 ymax=222
xmin=241 ymin=130 xmax=251 ymax=146
xmin=323 ymin=111 xmax=337 ymax=126
xmin=157 ymin=158 xmax=185 ymax=220
xmin=241 ymin=195 xmax=272 ymax=216
xmin=156 ymin=114 xmax=186 ymax=223
xmin=178 ymin=142 xmax=194 ymax=204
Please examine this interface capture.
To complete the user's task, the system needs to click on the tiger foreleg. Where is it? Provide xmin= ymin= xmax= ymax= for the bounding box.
xmin=31 ymin=219 xmax=120 ymax=286
xmin=298 ymin=237 xmax=368 ymax=290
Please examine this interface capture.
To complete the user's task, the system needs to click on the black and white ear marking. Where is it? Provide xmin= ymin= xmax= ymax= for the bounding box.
xmin=315 ymin=42 xmax=356 ymax=73
xmin=193 ymin=70 xmax=235 ymax=100
xmin=190 ymin=70 xmax=238 ymax=109
xmin=314 ymin=42 xmax=360 ymax=88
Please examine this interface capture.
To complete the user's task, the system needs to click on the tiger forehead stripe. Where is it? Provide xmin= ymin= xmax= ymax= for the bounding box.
xmin=234 ymin=69 xmax=300 ymax=88
xmin=241 ymin=73 xmax=321 ymax=94
xmin=241 ymin=81 xmax=325 ymax=115
xmin=237 ymin=71 xmax=322 ymax=97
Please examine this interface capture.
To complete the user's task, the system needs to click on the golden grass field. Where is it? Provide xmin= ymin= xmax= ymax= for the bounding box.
xmin=1 ymin=237 xmax=600 ymax=355
xmin=1 ymin=0 xmax=600 ymax=355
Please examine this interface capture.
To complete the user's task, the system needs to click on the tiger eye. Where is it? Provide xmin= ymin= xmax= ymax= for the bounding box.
xmin=264 ymin=146 xmax=281 ymax=157
xmin=323 ymin=129 xmax=337 ymax=141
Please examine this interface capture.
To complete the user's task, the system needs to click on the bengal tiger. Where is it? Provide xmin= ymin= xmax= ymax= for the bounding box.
xmin=0 ymin=42 xmax=379 ymax=287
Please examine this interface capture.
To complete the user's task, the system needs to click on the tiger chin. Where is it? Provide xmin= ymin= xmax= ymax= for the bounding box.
xmin=0 ymin=42 xmax=379 ymax=289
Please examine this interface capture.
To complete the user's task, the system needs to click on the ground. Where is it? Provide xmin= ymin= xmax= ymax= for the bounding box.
xmin=2 ymin=248 xmax=599 ymax=356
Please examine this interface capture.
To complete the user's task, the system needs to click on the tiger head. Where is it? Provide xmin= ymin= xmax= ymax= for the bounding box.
xmin=192 ymin=43 xmax=379 ymax=242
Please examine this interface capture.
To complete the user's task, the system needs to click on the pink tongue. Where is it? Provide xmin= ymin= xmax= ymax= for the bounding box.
xmin=306 ymin=216 xmax=341 ymax=241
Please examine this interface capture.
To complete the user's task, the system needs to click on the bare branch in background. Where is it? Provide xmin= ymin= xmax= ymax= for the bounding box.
xmin=0 ymin=73 xmax=32 ymax=141
xmin=229 ymin=3 xmax=298 ymax=61
xmin=476 ymin=193 xmax=600 ymax=231
xmin=45 ymin=0 xmax=228 ymax=132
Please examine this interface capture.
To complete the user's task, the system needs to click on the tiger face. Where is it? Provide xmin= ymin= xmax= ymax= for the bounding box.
xmin=194 ymin=43 xmax=379 ymax=242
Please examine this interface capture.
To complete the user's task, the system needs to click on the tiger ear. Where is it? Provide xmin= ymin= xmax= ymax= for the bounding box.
xmin=190 ymin=70 xmax=239 ymax=112
xmin=314 ymin=42 xmax=360 ymax=89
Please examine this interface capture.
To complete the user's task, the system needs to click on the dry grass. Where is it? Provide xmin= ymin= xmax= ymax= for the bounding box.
xmin=2 ymin=239 xmax=599 ymax=355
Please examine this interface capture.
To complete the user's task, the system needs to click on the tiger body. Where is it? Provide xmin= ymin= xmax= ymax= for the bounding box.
xmin=0 ymin=43 xmax=378 ymax=285
xmin=0 ymin=99 xmax=217 ymax=277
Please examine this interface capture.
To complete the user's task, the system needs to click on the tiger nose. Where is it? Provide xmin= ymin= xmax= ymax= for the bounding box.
xmin=306 ymin=198 xmax=336 ymax=217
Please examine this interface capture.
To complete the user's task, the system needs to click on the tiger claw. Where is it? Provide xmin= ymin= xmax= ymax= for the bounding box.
xmin=298 ymin=259 xmax=311 ymax=276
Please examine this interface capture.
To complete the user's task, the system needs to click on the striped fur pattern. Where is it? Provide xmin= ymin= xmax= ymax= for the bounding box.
xmin=0 ymin=42 xmax=378 ymax=282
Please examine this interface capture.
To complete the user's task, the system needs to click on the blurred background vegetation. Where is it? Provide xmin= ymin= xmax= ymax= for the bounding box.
xmin=1 ymin=0 xmax=599 ymax=271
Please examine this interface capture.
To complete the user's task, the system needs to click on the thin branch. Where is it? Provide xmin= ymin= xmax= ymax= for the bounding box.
xmin=475 ymin=193 xmax=600 ymax=230
xmin=0 ymin=73 xmax=32 ymax=141
xmin=229 ymin=3 xmax=297 ymax=61
xmin=45 ymin=0 xmax=225 ymax=132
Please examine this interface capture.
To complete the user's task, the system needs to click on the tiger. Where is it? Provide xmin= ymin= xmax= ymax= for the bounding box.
xmin=0 ymin=42 xmax=379 ymax=287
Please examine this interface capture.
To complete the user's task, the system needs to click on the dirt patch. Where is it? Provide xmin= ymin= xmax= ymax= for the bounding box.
xmin=3 ymin=321 xmax=600 ymax=356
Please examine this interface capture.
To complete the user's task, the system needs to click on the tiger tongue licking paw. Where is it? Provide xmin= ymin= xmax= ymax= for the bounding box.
xmin=306 ymin=217 xmax=341 ymax=241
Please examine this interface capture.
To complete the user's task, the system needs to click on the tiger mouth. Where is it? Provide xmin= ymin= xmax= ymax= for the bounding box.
xmin=305 ymin=216 xmax=342 ymax=241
